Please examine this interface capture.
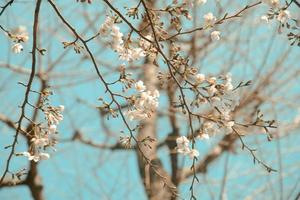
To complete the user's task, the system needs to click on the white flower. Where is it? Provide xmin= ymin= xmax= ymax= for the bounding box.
xmin=211 ymin=96 xmax=221 ymax=107
xmin=277 ymin=10 xmax=291 ymax=23
xmin=176 ymin=136 xmax=189 ymax=147
xmin=126 ymin=89 xmax=159 ymax=121
xmin=224 ymin=81 xmax=233 ymax=92
xmin=210 ymin=31 xmax=221 ymax=41
xmin=20 ymin=152 xmax=50 ymax=162
xmin=152 ymin=89 xmax=160 ymax=98
xmin=177 ymin=146 xmax=191 ymax=154
xmin=11 ymin=43 xmax=23 ymax=54
xmin=196 ymin=0 xmax=207 ymax=5
xmin=221 ymin=110 xmax=231 ymax=121
xmin=207 ymin=85 xmax=217 ymax=96
xmin=58 ymin=105 xmax=65 ymax=112
xmin=11 ymin=26 xmax=29 ymax=42
xmin=49 ymin=124 xmax=57 ymax=134
xmin=39 ymin=152 xmax=50 ymax=160
xmin=120 ymin=136 xmax=131 ymax=147
xmin=224 ymin=121 xmax=234 ymax=128
xmin=176 ymin=136 xmax=191 ymax=155
xmin=100 ymin=17 xmax=145 ymax=62
xmin=31 ymin=137 xmax=48 ymax=148
xmin=45 ymin=106 xmax=64 ymax=125
xmin=262 ymin=0 xmax=279 ymax=7
xmin=261 ymin=15 xmax=269 ymax=23
xmin=203 ymin=121 xmax=218 ymax=136
xmin=204 ymin=12 xmax=216 ymax=26
xmin=139 ymin=35 xmax=153 ymax=50
xmin=222 ymin=91 xmax=240 ymax=111
xmin=176 ymin=136 xmax=200 ymax=159
xmin=126 ymin=109 xmax=148 ymax=121
xmin=198 ymin=133 xmax=210 ymax=140
xmin=224 ymin=121 xmax=234 ymax=134
xmin=99 ymin=16 xmax=114 ymax=36
xmin=195 ymin=73 xmax=205 ymax=84
xmin=131 ymin=48 xmax=146 ymax=60
xmin=188 ymin=149 xmax=199 ymax=159
xmin=47 ymin=112 xmax=63 ymax=124
xmin=207 ymin=77 xmax=216 ymax=84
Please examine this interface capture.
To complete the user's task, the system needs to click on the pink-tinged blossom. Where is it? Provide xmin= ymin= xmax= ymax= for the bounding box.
xmin=11 ymin=43 xmax=23 ymax=54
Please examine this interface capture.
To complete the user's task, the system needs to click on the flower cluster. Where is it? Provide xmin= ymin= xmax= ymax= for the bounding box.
xmin=190 ymin=73 xmax=239 ymax=137
xmin=176 ymin=136 xmax=199 ymax=159
xmin=203 ymin=13 xmax=221 ymax=41
xmin=139 ymin=35 xmax=157 ymax=59
xmin=126 ymin=80 xmax=159 ymax=121
xmin=99 ymin=16 xmax=146 ymax=62
xmin=261 ymin=0 xmax=291 ymax=24
xmin=9 ymin=26 xmax=29 ymax=54
xmin=44 ymin=105 xmax=64 ymax=125
xmin=18 ymin=105 xmax=64 ymax=162
xmin=260 ymin=0 xmax=296 ymax=45
xmin=204 ymin=12 xmax=216 ymax=26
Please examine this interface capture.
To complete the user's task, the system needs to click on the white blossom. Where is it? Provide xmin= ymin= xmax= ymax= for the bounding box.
xmin=58 ymin=105 xmax=65 ymax=112
xmin=131 ymin=48 xmax=146 ymax=60
xmin=195 ymin=73 xmax=205 ymax=84
xmin=31 ymin=137 xmax=48 ymax=148
xmin=120 ymin=136 xmax=131 ymax=147
xmin=277 ymin=10 xmax=291 ymax=23
xmin=204 ymin=12 xmax=216 ymax=26
xmin=207 ymin=85 xmax=217 ymax=96
xmin=140 ymin=35 xmax=153 ymax=50
xmin=188 ymin=149 xmax=199 ymax=158
xmin=196 ymin=0 xmax=207 ymax=5
xmin=176 ymin=136 xmax=199 ymax=159
xmin=126 ymin=109 xmax=148 ymax=121
xmin=45 ymin=105 xmax=64 ymax=125
xmin=99 ymin=16 xmax=114 ymax=36
xmin=48 ymin=124 xmax=57 ymax=134
xmin=211 ymin=31 xmax=221 ymax=41
xmin=207 ymin=77 xmax=217 ymax=84
xmin=176 ymin=136 xmax=191 ymax=154
xmin=176 ymin=136 xmax=189 ymax=148
xmin=20 ymin=152 xmax=50 ymax=162
xmin=11 ymin=26 xmax=29 ymax=42
xmin=126 ymin=89 xmax=159 ymax=121
xmin=203 ymin=121 xmax=218 ymax=136
xmin=198 ymin=133 xmax=210 ymax=140
xmin=224 ymin=82 xmax=233 ymax=91
xmin=99 ymin=16 xmax=146 ymax=62
xmin=11 ymin=43 xmax=23 ymax=54
xmin=261 ymin=15 xmax=269 ymax=23
xmin=135 ymin=80 xmax=146 ymax=92
xmin=262 ymin=0 xmax=280 ymax=7
xmin=39 ymin=153 xmax=50 ymax=160
xmin=224 ymin=121 xmax=234 ymax=134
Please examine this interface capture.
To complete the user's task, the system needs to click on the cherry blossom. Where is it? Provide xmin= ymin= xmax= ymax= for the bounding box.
xmin=11 ymin=43 xmax=23 ymax=54
xmin=204 ymin=12 xmax=216 ymax=26
xmin=277 ymin=10 xmax=291 ymax=24
xmin=211 ymin=31 xmax=221 ymax=41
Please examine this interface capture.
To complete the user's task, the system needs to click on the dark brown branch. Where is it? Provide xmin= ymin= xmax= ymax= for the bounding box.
xmin=166 ymin=1 xmax=262 ymax=40
xmin=0 ymin=0 xmax=14 ymax=16
xmin=0 ymin=0 xmax=42 ymax=185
